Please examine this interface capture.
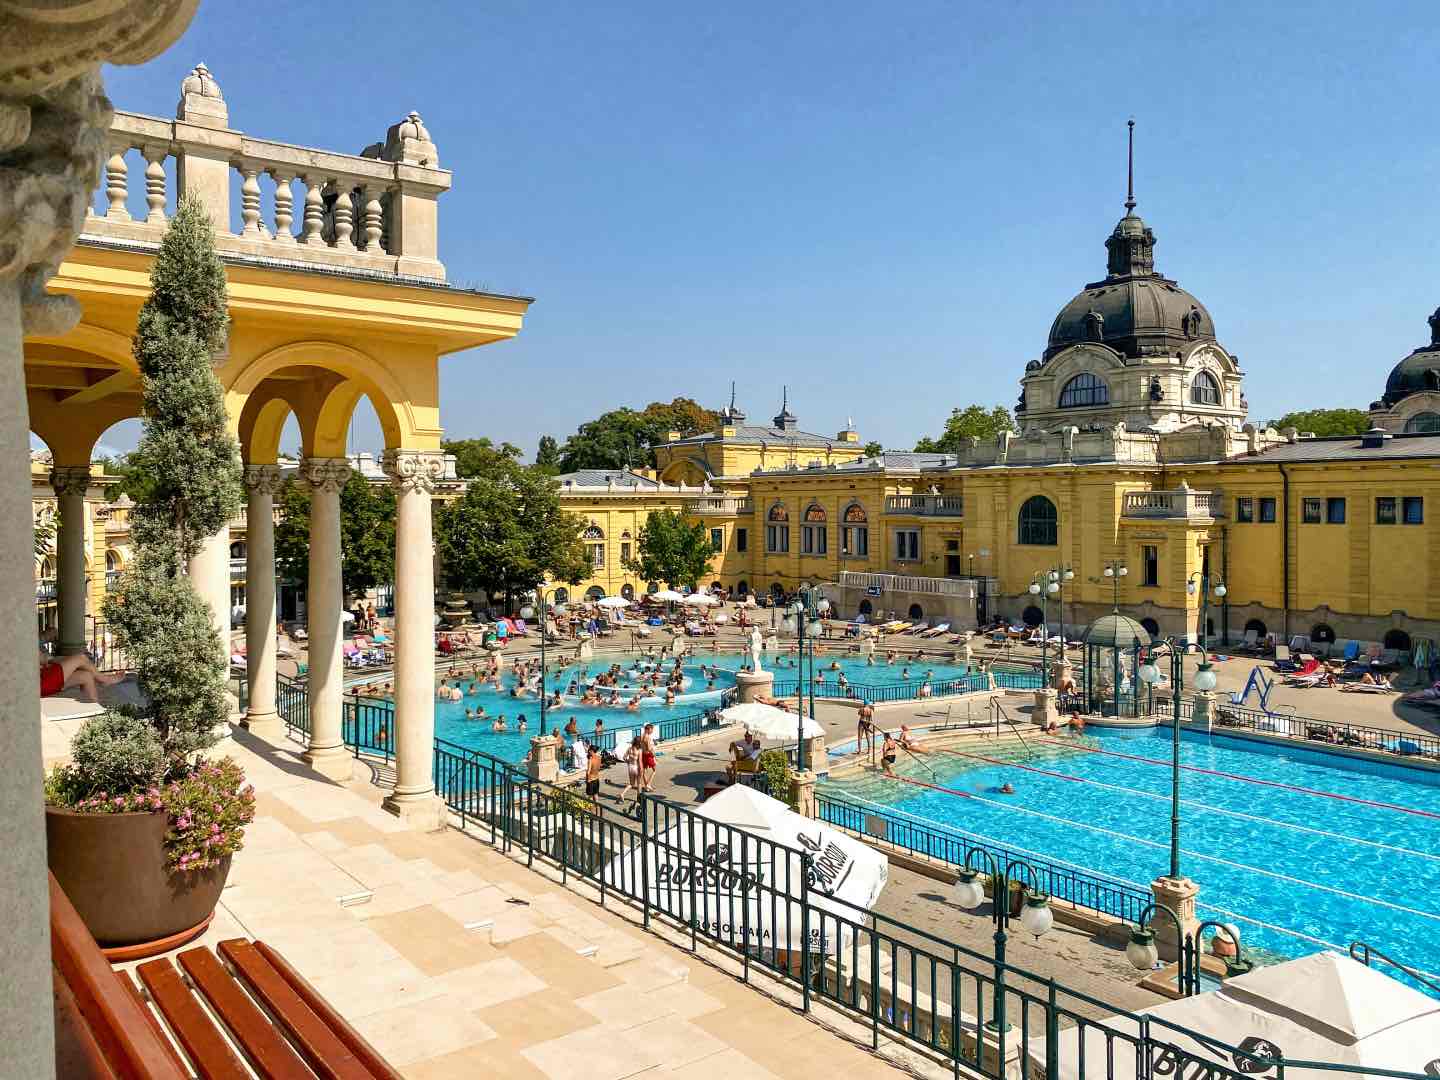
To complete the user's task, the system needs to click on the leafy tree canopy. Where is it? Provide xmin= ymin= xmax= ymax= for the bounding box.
xmin=98 ymin=451 xmax=157 ymax=504
xmin=862 ymin=441 xmax=884 ymax=458
xmin=913 ymin=405 xmax=1015 ymax=453
xmin=623 ymin=509 xmax=715 ymax=590
xmin=534 ymin=434 xmax=561 ymax=475
xmin=1265 ymin=408 xmax=1371 ymax=437
xmin=557 ymin=397 xmax=721 ymax=472
xmin=273 ymin=473 xmax=396 ymax=601
xmin=442 ymin=437 xmax=524 ymax=481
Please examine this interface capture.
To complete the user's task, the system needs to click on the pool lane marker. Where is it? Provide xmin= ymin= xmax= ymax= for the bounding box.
xmin=933 ymin=747 xmax=1440 ymax=864
xmin=1038 ymin=737 xmax=1440 ymax=821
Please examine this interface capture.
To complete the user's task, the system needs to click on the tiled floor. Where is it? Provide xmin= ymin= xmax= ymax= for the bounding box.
xmin=124 ymin=728 xmax=913 ymax=1078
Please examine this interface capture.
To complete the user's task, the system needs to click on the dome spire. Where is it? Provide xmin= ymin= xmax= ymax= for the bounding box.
xmin=1125 ymin=118 xmax=1136 ymax=214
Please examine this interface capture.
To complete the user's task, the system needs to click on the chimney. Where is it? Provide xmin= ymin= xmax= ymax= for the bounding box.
xmin=1361 ymin=427 xmax=1390 ymax=450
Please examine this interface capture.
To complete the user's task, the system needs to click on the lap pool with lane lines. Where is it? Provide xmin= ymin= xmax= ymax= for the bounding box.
xmin=822 ymin=726 xmax=1440 ymax=985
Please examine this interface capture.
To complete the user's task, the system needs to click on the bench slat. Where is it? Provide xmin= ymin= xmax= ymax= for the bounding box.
xmin=54 ymin=965 xmax=121 ymax=1080
xmin=179 ymin=947 xmax=317 ymax=1080
xmin=218 ymin=940 xmax=381 ymax=1080
xmin=138 ymin=956 xmax=250 ymax=1080
xmin=114 ymin=969 xmax=192 ymax=1078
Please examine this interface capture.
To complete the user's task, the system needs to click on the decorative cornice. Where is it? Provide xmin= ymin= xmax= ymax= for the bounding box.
xmin=0 ymin=3 xmax=200 ymax=96
xmin=383 ymin=449 xmax=446 ymax=494
xmin=49 ymin=464 xmax=91 ymax=497
xmin=299 ymin=456 xmax=350 ymax=494
xmin=243 ymin=464 xmax=285 ymax=496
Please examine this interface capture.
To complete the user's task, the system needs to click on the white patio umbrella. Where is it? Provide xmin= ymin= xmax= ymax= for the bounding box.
xmin=720 ymin=701 xmax=824 ymax=740
xmin=602 ymin=784 xmax=887 ymax=957
xmin=683 ymin=593 xmax=719 ymax=607
xmin=595 ymin=596 xmax=630 ymax=609
xmin=652 ymin=589 xmax=687 ymax=603
xmin=1051 ymin=951 xmax=1440 ymax=1080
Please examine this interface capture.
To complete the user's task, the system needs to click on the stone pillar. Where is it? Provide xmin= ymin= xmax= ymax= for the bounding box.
xmin=734 ymin=669 xmax=774 ymax=703
xmin=0 ymin=7 xmax=202 ymax=1073
xmin=300 ymin=458 xmax=351 ymax=781
xmin=188 ymin=523 xmax=231 ymax=645
xmin=803 ymin=733 xmax=828 ymax=776
xmin=792 ymin=770 xmax=817 ymax=818
xmin=242 ymin=465 xmax=282 ymax=736
xmin=381 ymin=449 xmax=447 ymax=828
xmin=1192 ymin=691 xmax=1214 ymax=730
xmin=1032 ymin=687 xmax=1056 ymax=728
xmin=1150 ymin=875 xmax=1201 ymax=961
xmin=49 ymin=465 xmax=91 ymax=655
xmin=528 ymin=733 xmax=561 ymax=783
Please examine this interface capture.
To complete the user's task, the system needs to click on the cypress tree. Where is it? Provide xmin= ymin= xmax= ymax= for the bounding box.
xmin=104 ymin=194 xmax=243 ymax=759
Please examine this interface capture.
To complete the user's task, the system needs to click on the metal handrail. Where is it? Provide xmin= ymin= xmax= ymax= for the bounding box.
xmin=1350 ymin=941 xmax=1440 ymax=996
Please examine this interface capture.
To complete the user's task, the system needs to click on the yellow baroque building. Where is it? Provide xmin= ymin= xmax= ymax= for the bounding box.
xmin=556 ymin=199 xmax=1440 ymax=652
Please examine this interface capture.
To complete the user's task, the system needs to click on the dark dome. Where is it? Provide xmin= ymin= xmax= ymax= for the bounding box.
xmin=1381 ymin=308 xmax=1440 ymax=406
xmin=1044 ymin=213 xmax=1217 ymax=362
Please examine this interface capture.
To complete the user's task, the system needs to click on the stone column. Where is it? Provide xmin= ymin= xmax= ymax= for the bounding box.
xmin=242 ymin=465 xmax=283 ymax=736
xmin=188 ymin=523 xmax=231 ymax=645
xmin=527 ymin=733 xmax=561 ymax=783
xmin=381 ymin=449 xmax=447 ymax=827
xmin=792 ymin=770 xmax=817 ymax=818
xmin=300 ymin=457 xmax=351 ymax=781
xmin=734 ymin=669 xmax=774 ymax=703
xmin=1150 ymin=875 xmax=1201 ymax=962
xmin=49 ymin=465 xmax=91 ymax=655
xmin=1192 ymin=691 xmax=1214 ymax=730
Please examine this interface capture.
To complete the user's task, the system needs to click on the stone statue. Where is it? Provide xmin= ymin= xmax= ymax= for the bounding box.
xmin=749 ymin=626 xmax=764 ymax=673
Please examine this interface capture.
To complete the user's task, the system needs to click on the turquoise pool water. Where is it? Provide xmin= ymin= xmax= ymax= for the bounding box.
xmin=823 ymin=727 xmax=1440 ymax=984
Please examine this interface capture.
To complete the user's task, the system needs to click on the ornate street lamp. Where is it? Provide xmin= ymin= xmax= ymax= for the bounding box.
xmin=954 ymin=852 xmax=1051 ymax=1034
xmin=1028 ymin=565 xmax=1072 ymax=685
xmin=1186 ymin=570 xmax=1227 ymax=677
xmin=1126 ymin=902 xmax=1252 ymax=995
xmin=787 ymin=585 xmax=829 ymax=770
xmin=520 ymin=595 xmax=565 ymax=735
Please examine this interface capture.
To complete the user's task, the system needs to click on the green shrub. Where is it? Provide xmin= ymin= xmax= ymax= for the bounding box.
xmin=54 ymin=711 xmax=167 ymax=801
xmin=758 ymin=749 xmax=797 ymax=810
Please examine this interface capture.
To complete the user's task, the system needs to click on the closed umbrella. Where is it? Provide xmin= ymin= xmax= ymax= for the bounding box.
xmin=720 ymin=701 xmax=824 ymax=740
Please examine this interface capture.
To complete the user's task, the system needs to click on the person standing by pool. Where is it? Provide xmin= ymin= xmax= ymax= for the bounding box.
xmin=640 ymin=723 xmax=658 ymax=791
xmin=880 ymin=732 xmax=898 ymax=776
xmin=856 ymin=701 xmax=875 ymax=756
xmin=621 ymin=736 xmax=644 ymax=805
xmin=585 ymin=745 xmax=603 ymax=799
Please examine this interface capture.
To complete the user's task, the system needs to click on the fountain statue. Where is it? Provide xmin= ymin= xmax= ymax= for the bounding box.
xmin=749 ymin=626 xmax=765 ymax=673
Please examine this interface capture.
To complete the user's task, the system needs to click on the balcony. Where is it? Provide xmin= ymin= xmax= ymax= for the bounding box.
xmin=1122 ymin=488 xmax=1224 ymax=520
xmin=884 ymin=494 xmax=964 ymax=517
xmin=837 ymin=571 xmax=974 ymax=597
xmin=687 ymin=497 xmax=752 ymax=516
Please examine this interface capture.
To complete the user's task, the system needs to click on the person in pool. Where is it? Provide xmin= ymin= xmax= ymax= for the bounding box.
xmin=880 ymin=732 xmax=898 ymax=776
xmin=564 ymin=717 xmax=579 ymax=737
xmin=517 ymin=715 xmax=528 ymax=733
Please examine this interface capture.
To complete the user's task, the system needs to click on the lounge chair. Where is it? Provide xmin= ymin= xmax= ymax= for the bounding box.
xmin=920 ymin=623 xmax=951 ymax=638
xmin=1340 ymin=681 xmax=1394 ymax=694
xmin=1272 ymin=644 xmax=1295 ymax=671
xmin=906 ymin=622 xmax=930 ymax=636
xmin=1286 ymin=669 xmax=1328 ymax=688
xmin=1236 ymin=628 xmax=1259 ymax=654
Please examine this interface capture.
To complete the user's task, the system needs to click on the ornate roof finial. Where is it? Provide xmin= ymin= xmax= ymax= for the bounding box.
xmin=729 ymin=380 xmax=736 ymax=413
xmin=782 ymin=385 xmax=788 ymax=412
xmin=1124 ymin=118 xmax=1136 ymax=215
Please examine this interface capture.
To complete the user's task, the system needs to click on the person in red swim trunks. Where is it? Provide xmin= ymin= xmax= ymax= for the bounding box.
xmin=38 ymin=649 xmax=123 ymax=703
xmin=640 ymin=723 xmax=658 ymax=791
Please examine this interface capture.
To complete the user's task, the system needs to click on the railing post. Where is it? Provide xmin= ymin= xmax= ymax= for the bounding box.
xmin=800 ymin=851 xmax=813 ymax=1014
xmin=639 ymin=791 xmax=650 ymax=930
xmin=1045 ymin=979 xmax=1060 ymax=1080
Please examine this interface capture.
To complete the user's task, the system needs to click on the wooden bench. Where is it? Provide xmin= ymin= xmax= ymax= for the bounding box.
xmin=51 ymin=872 xmax=401 ymax=1079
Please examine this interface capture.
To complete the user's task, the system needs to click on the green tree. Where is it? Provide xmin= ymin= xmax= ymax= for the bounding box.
xmin=863 ymin=441 xmax=884 ymax=458
xmin=623 ymin=509 xmax=715 ymax=590
xmin=534 ymin=434 xmax=561 ymax=474
xmin=1265 ymin=408 xmax=1370 ymax=437
xmin=443 ymin=436 xmax=523 ymax=480
xmin=98 ymin=450 xmax=156 ymax=503
xmin=557 ymin=397 xmax=721 ymax=472
xmin=435 ymin=468 xmax=589 ymax=607
xmin=103 ymin=194 xmax=242 ymax=759
xmin=273 ymin=473 xmax=396 ymax=602
xmin=913 ymin=405 xmax=1015 ymax=453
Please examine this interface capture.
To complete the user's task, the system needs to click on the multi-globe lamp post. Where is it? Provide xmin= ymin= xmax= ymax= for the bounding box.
xmin=1027 ymin=565 xmax=1073 ymax=683
xmin=519 ymin=595 xmax=565 ymax=735
xmin=953 ymin=852 xmax=1053 ymax=1033
xmin=784 ymin=586 xmax=829 ymax=770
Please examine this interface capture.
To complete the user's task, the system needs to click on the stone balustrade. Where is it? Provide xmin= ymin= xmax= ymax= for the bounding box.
xmin=884 ymin=494 xmax=964 ymax=516
xmin=837 ymin=570 xmax=974 ymax=597
xmin=686 ymin=496 xmax=752 ymax=515
xmin=1122 ymin=487 xmax=1224 ymax=519
xmin=84 ymin=64 xmax=449 ymax=281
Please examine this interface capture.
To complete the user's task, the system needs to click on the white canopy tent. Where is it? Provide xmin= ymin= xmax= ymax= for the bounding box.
xmin=1052 ymin=952 xmax=1440 ymax=1079
xmin=603 ymin=784 xmax=887 ymax=957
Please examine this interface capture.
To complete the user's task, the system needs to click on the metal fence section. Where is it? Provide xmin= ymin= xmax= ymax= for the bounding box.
xmin=1159 ymin=697 xmax=1440 ymax=762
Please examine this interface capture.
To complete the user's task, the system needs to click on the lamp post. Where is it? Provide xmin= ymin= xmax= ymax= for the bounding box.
xmin=519 ymin=594 xmax=565 ymax=735
xmin=1186 ymin=570 xmax=1227 ymax=666
xmin=1126 ymin=902 xmax=1251 ymax=995
xmin=785 ymin=585 xmax=829 ymax=770
xmin=1028 ymin=565 xmax=1073 ymax=684
xmin=1101 ymin=559 xmax=1127 ymax=612
xmin=953 ymin=851 xmax=1052 ymax=1034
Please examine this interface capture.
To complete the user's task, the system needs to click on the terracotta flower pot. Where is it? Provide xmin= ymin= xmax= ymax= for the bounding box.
xmin=45 ymin=806 xmax=231 ymax=955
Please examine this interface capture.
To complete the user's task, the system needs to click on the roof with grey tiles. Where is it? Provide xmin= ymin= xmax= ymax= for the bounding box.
xmin=1230 ymin=431 xmax=1440 ymax=464
xmin=666 ymin=425 xmax=844 ymax=448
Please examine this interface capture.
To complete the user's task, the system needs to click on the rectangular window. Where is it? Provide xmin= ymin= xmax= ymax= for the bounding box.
xmin=800 ymin=524 xmax=827 ymax=555
xmin=1302 ymin=498 xmax=1322 ymax=524
xmin=894 ymin=529 xmax=920 ymax=562
xmin=1259 ymin=497 xmax=1277 ymax=523
xmin=736 ymin=528 xmax=747 ymax=552
xmin=589 ymin=543 xmax=605 ymax=570
xmin=1376 ymin=497 xmax=1397 ymax=525
xmin=766 ymin=524 xmax=789 ymax=553
xmin=709 ymin=528 xmax=723 ymax=552
xmin=1236 ymin=497 xmax=1254 ymax=523
xmin=621 ymin=541 xmax=632 ymax=563
xmin=1142 ymin=545 xmax=1159 ymax=587
xmin=1326 ymin=497 xmax=1346 ymax=524
xmin=841 ymin=525 xmax=868 ymax=557
xmin=1404 ymin=496 xmax=1424 ymax=525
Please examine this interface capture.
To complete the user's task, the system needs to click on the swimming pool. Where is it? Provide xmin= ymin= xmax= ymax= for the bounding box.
xmin=821 ymin=726 xmax=1440 ymax=985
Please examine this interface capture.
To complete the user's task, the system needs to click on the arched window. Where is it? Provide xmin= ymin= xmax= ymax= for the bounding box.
xmin=1384 ymin=628 xmax=1412 ymax=653
xmin=858 ymin=599 xmax=873 ymax=617
xmin=1404 ymin=412 xmax=1440 ymax=433
xmin=229 ymin=541 xmax=245 ymax=560
xmin=1310 ymin=623 xmax=1336 ymax=644
xmin=105 ymin=550 xmax=120 ymax=572
xmin=1191 ymin=370 xmax=1221 ymax=406
xmin=1021 ymin=605 xmax=1044 ymax=627
xmin=1058 ymin=372 xmax=1109 ymax=408
xmin=1140 ymin=617 xmax=1160 ymax=637
xmin=582 ymin=524 xmax=604 ymax=539
xmin=736 ymin=580 xmax=749 ymax=597
xmin=908 ymin=603 xmax=924 ymax=620
xmin=766 ymin=503 xmax=790 ymax=553
xmin=585 ymin=585 xmax=605 ymax=601
xmin=711 ymin=580 xmax=723 ymax=591
xmin=620 ymin=583 xmax=635 ymax=600
xmin=553 ymin=587 xmax=569 ymax=604
xmin=1244 ymin=618 xmax=1267 ymax=640
xmin=1018 ymin=495 xmax=1058 ymax=546
xmin=583 ymin=524 xmax=605 ymax=570
xmin=801 ymin=503 xmax=827 ymax=555
xmin=841 ymin=502 xmax=869 ymax=558
xmin=40 ymin=556 xmax=54 ymax=579
xmin=770 ymin=582 xmax=786 ymax=599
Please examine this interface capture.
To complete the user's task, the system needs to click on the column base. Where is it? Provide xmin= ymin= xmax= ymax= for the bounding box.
xmin=241 ymin=710 xmax=284 ymax=740
xmin=734 ymin=670 xmax=775 ymax=704
xmin=1032 ymin=688 xmax=1056 ymax=726
xmin=381 ymin=792 xmax=448 ymax=831
xmin=302 ymin=745 xmax=355 ymax=782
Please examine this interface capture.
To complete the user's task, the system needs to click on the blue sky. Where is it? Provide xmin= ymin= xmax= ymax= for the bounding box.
xmin=93 ymin=0 xmax=1440 ymax=459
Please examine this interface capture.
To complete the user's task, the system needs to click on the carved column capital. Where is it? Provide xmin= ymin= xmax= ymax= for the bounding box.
xmin=299 ymin=457 xmax=351 ymax=494
xmin=383 ymin=449 xmax=446 ymax=495
xmin=243 ymin=463 xmax=285 ymax=496
xmin=48 ymin=464 xmax=91 ymax=498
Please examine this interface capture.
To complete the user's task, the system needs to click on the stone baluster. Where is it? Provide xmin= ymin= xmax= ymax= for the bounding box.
xmin=299 ymin=175 xmax=325 ymax=245
xmin=141 ymin=146 xmax=167 ymax=224
xmin=329 ymin=182 xmax=354 ymax=248
xmin=239 ymin=165 xmax=265 ymax=237
xmin=269 ymin=171 xmax=295 ymax=242
xmin=361 ymin=185 xmax=384 ymax=254
xmin=104 ymin=147 xmax=131 ymax=220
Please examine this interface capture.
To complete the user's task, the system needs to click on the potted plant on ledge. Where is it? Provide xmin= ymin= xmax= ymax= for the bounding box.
xmin=44 ymin=194 xmax=251 ymax=958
